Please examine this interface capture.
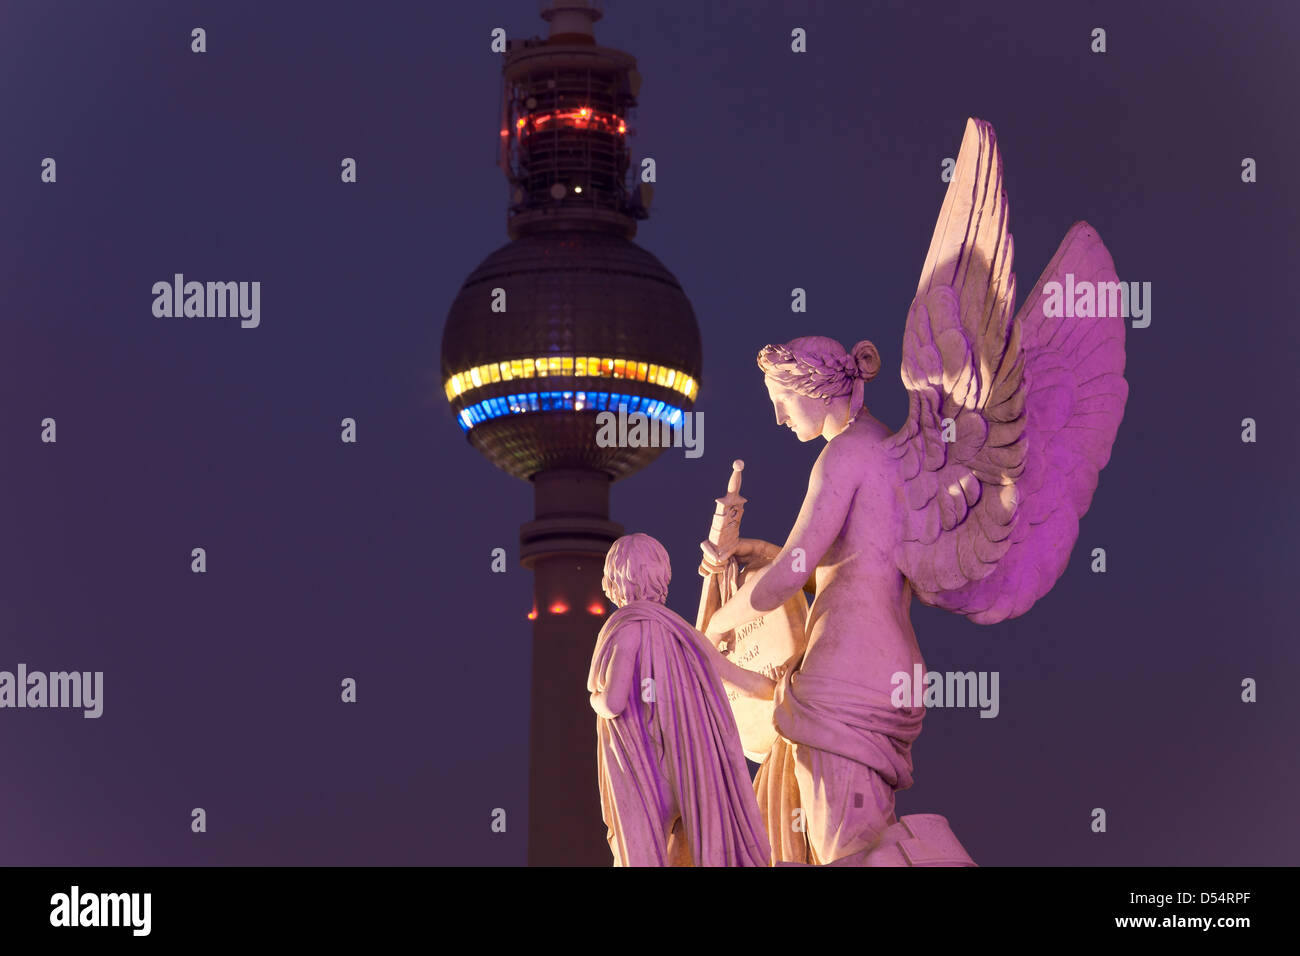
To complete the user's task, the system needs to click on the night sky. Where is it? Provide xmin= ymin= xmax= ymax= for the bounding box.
xmin=1 ymin=0 xmax=1296 ymax=866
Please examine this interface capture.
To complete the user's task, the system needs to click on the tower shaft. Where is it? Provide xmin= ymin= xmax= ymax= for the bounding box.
xmin=522 ymin=470 xmax=621 ymax=866
xmin=441 ymin=0 xmax=700 ymax=866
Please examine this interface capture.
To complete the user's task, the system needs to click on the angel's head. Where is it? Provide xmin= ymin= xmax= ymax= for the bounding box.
xmin=601 ymin=533 xmax=671 ymax=608
xmin=757 ymin=336 xmax=881 ymax=442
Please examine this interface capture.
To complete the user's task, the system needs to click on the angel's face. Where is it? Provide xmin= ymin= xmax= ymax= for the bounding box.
xmin=765 ymin=377 xmax=824 ymax=442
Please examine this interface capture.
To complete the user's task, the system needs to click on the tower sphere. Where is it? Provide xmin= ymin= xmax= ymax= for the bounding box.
xmin=441 ymin=229 xmax=702 ymax=481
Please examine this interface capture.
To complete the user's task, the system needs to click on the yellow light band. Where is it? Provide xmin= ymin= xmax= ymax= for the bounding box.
xmin=444 ymin=356 xmax=697 ymax=402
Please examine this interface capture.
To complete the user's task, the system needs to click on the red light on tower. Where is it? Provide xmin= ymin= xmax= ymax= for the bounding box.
xmin=527 ymin=605 xmax=538 ymax=621
xmin=548 ymin=600 xmax=570 ymax=615
xmin=587 ymin=601 xmax=606 ymax=615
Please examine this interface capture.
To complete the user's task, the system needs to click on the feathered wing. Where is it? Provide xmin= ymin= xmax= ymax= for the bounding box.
xmin=884 ymin=118 xmax=1128 ymax=624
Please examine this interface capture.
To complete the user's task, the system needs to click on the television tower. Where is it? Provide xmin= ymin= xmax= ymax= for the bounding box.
xmin=440 ymin=0 xmax=702 ymax=865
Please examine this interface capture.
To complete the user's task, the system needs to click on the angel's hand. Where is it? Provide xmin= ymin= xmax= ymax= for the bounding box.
xmin=699 ymin=539 xmax=731 ymax=574
xmin=700 ymin=537 xmax=777 ymax=574
xmin=731 ymin=538 xmax=779 ymax=570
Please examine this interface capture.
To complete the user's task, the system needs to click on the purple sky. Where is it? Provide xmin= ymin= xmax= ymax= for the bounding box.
xmin=1 ymin=0 xmax=1296 ymax=865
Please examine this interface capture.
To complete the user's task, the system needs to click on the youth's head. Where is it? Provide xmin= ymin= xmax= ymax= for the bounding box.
xmin=757 ymin=336 xmax=881 ymax=441
xmin=602 ymin=533 xmax=671 ymax=608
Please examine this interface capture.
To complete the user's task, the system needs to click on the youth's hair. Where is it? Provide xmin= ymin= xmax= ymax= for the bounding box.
xmin=602 ymin=533 xmax=672 ymax=607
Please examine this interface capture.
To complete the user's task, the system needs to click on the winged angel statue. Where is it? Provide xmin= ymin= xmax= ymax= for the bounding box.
xmin=647 ymin=116 xmax=1129 ymax=866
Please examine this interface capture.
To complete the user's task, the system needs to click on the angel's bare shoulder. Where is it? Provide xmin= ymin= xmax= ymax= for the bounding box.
xmin=823 ymin=416 xmax=893 ymax=471
xmin=816 ymin=418 xmax=901 ymax=533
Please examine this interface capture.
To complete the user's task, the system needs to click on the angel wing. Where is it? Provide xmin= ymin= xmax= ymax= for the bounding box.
xmin=883 ymin=118 xmax=1128 ymax=624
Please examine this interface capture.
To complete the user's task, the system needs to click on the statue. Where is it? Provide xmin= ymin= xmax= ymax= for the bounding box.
xmin=696 ymin=117 xmax=1129 ymax=865
xmin=587 ymin=532 xmax=773 ymax=866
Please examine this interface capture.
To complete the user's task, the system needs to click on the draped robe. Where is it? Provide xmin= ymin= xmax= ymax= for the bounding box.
xmin=755 ymin=669 xmax=925 ymax=864
xmin=587 ymin=599 xmax=771 ymax=867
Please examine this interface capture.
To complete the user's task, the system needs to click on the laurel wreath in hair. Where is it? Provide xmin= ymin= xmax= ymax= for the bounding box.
xmin=757 ymin=344 xmax=859 ymax=401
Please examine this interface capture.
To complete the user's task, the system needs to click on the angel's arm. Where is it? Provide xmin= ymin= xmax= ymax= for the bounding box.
xmin=705 ymin=441 xmax=855 ymax=634
xmin=742 ymin=538 xmax=818 ymax=597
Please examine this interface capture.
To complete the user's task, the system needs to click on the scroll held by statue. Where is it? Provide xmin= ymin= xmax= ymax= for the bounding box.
xmin=697 ymin=461 xmax=808 ymax=762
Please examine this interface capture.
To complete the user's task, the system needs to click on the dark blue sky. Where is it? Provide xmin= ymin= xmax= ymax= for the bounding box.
xmin=1 ymin=0 xmax=1296 ymax=865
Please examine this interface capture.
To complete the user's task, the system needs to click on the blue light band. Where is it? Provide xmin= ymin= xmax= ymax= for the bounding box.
xmin=456 ymin=391 xmax=686 ymax=433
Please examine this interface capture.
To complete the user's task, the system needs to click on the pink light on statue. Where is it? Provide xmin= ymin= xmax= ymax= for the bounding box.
xmin=589 ymin=118 xmax=1128 ymax=868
